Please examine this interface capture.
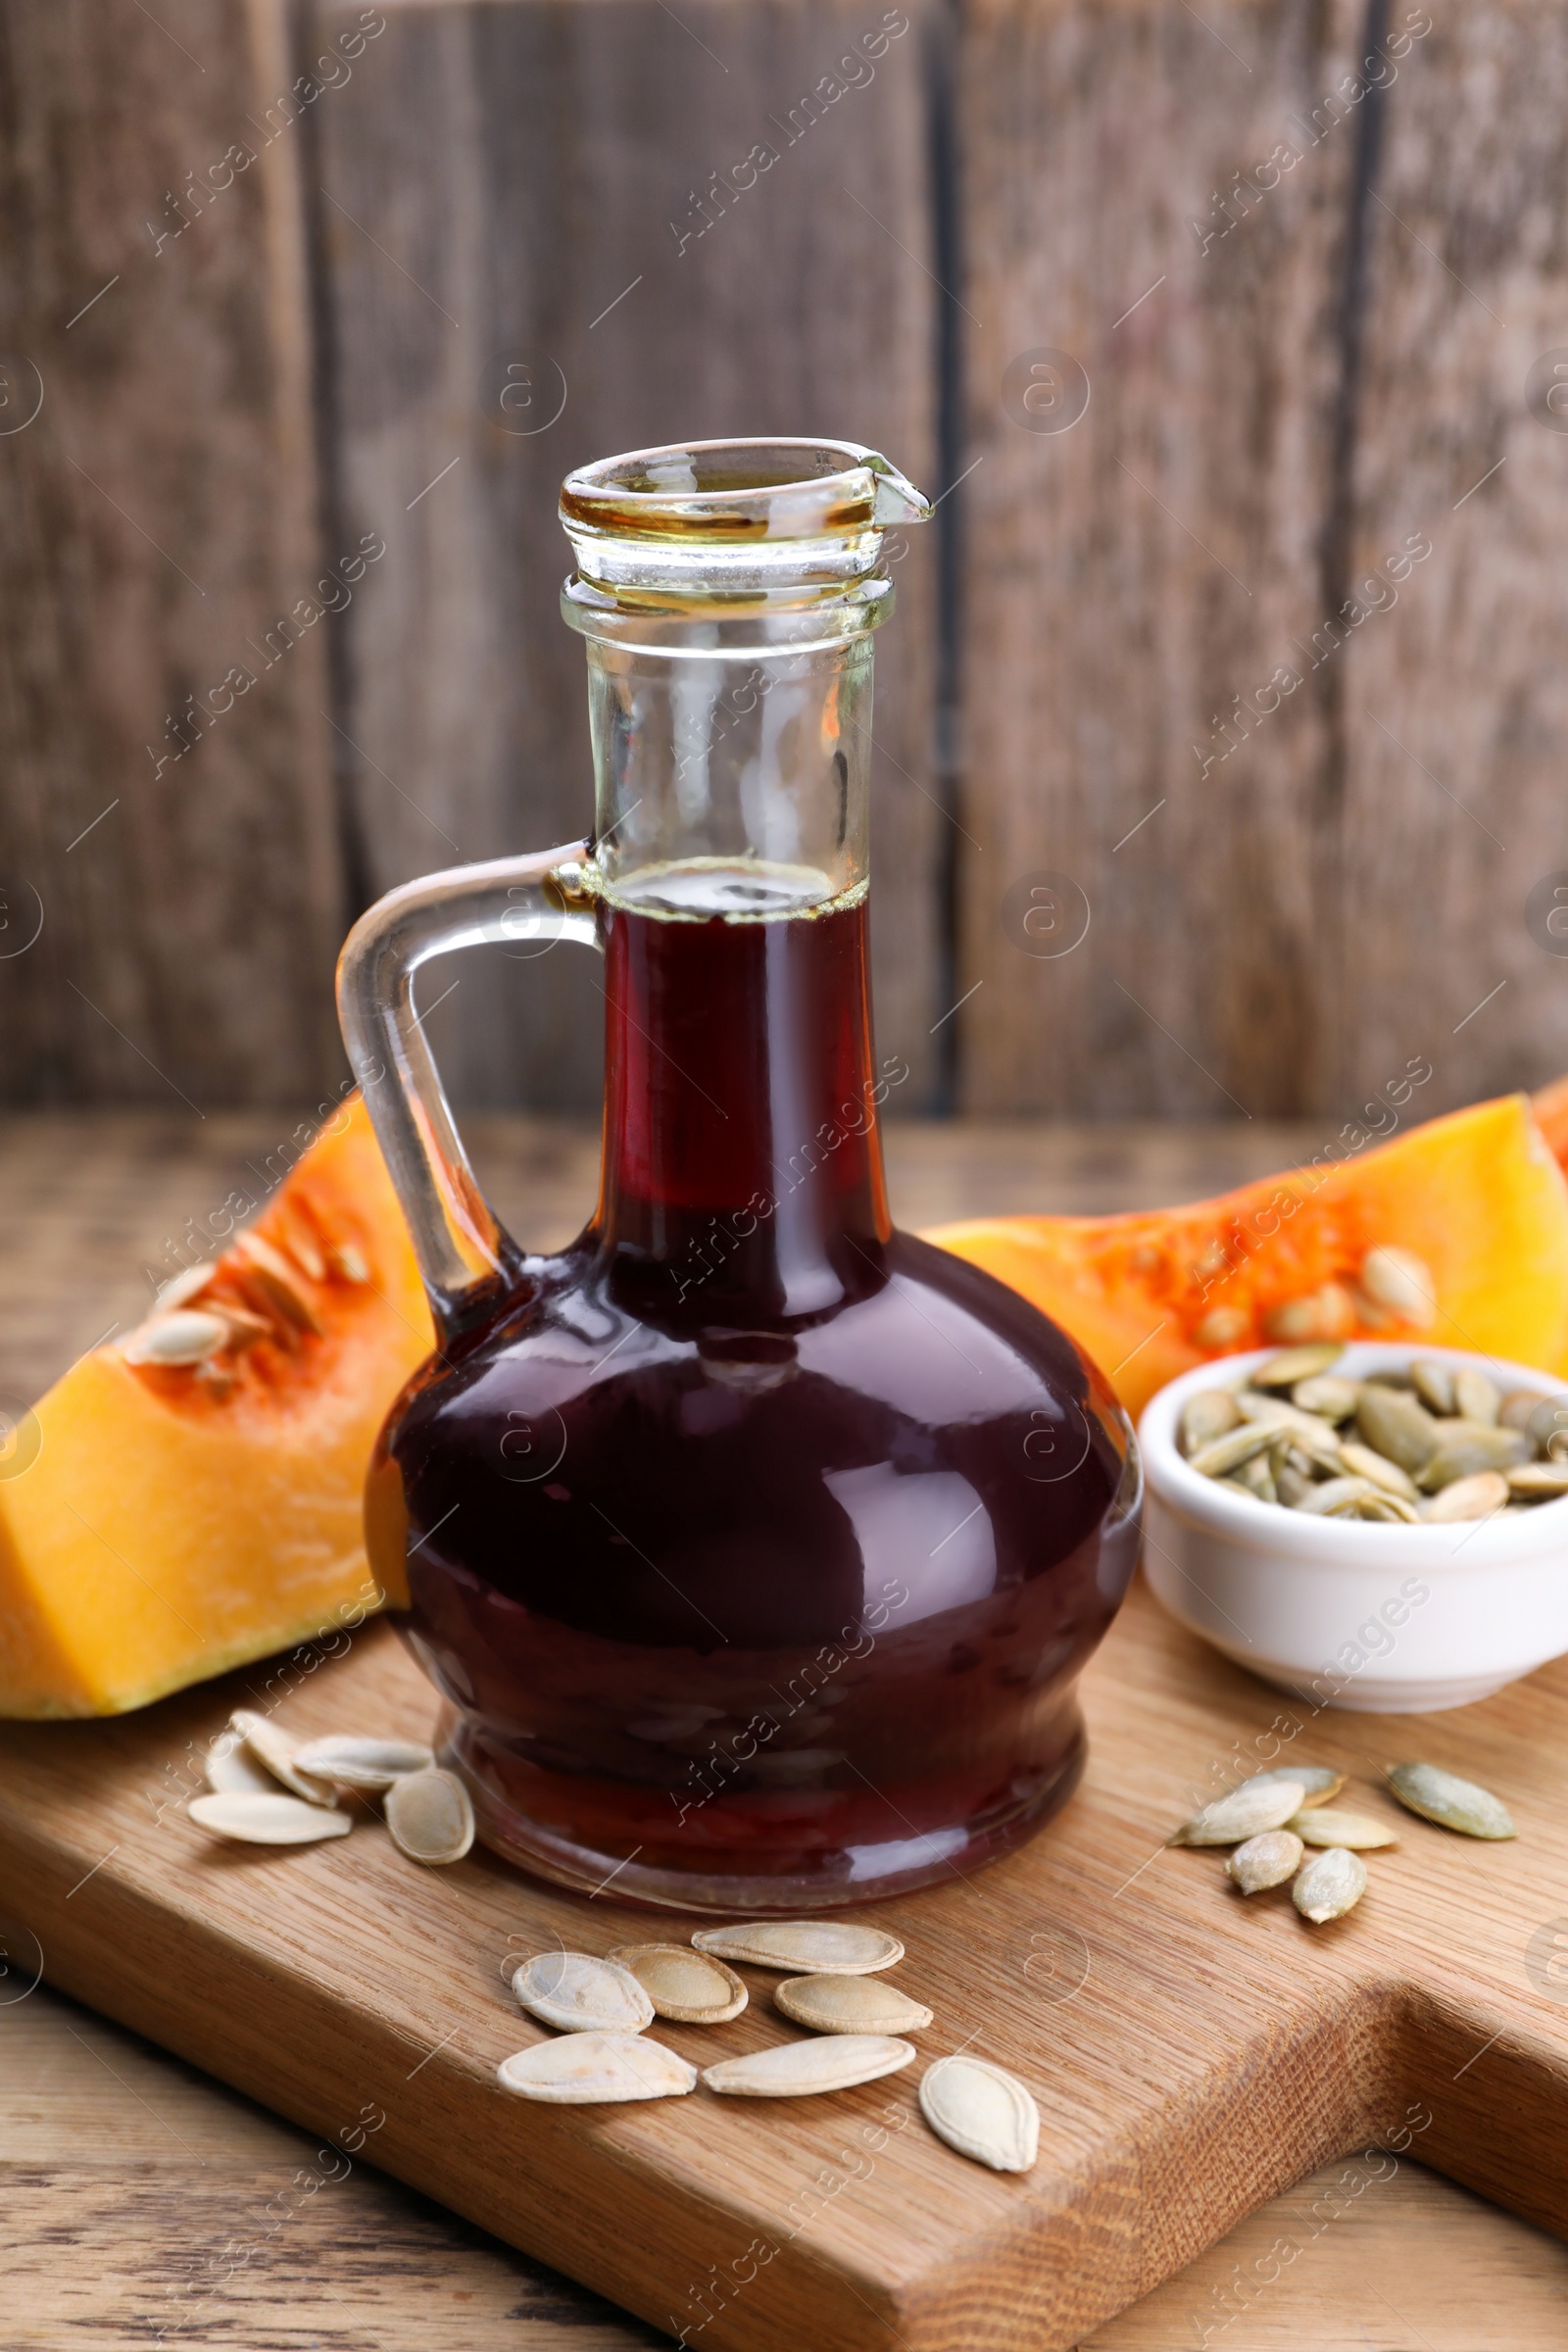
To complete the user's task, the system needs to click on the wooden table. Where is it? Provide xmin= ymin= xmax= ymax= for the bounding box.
xmin=4 ymin=1112 xmax=1566 ymax=2350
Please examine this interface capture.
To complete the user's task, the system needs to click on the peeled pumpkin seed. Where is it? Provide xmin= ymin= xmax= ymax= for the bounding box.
xmin=1293 ymin=1845 xmax=1367 ymax=1923
xmin=1416 ymin=1428 xmax=1528 ymax=1490
xmin=513 ymin=1952 xmax=655 ymax=2034
xmin=691 ymin=1921 xmax=904 ymax=1975
xmin=1180 ymin=1390 xmax=1241 ymax=1453
xmin=1226 ymin=1830 xmax=1304 ymax=1891
xmin=775 ymin=1974 xmax=934 ymax=2035
xmin=1296 ymin=1476 xmax=1381 ymax=1517
xmin=1409 ymin=1358 xmax=1456 ymax=1416
xmin=918 ymin=2054 xmax=1039 ymax=2174
xmin=188 ymin=1790 xmax=353 ymax=1844
xmin=292 ymin=1734 xmax=435 ymax=1791
xmin=1292 ymin=1375 xmax=1360 ymax=1421
xmin=1276 ymin=1463 xmax=1315 ymax=1507
xmin=609 ymin=1943 xmax=748 ymax=2024
xmin=1172 ymin=1779 xmax=1306 ymax=1846
xmin=497 ymin=2033 xmax=697 ymax=2105
xmin=1287 ymin=1807 xmax=1397 ymax=1850
xmin=1419 ymin=1470 xmax=1510 ymax=1522
xmin=1247 ymin=1766 xmax=1345 ymax=1807
xmin=1356 ymin=1493 xmax=1422 ymax=1523
xmin=205 ymin=1732 xmax=277 ymax=1796
xmin=1354 ymin=1386 xmax=1440 ymax=1473
xmin=1251 ymin=1343 xmax=1345 ymax=1389
xmin=1188 ymin=1423 xmax=1276 ymax=1479
xmin=384 ymin=1766 xmax=474 ymax=1864
xmin=1525 ymin=1396 xmax=1568 ymax=1459
xmin=702 ymin=2034 xmax=915 ymax=2097
xmin=1387 ymin=1762 xmax=1516 ymax=1839
xmin=1337 ymin=1442 xmax=1417 ymax=1500
xmin=1452 ymin=1367 xmax=1499 ymax=1424
xmin=1359 ymin=1246 xmax=1437 ymax=1325
xmin=229 ymin=1709 xmax=337 ymax=1806
xmin=1498 ymin=1389 xmax=1544 ymax=1434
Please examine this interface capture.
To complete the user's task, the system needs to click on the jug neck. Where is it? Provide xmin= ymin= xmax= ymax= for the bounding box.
xmin=590 ymin=868 xmax=898 ymax=1322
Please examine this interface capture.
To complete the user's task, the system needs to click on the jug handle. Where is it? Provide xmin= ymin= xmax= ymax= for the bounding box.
xmin=336 ymin=843 xmax=597 ymax=1335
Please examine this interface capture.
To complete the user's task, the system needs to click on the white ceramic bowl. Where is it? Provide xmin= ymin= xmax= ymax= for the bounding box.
xmin=1139 ymin=1344 xmax=1568 ymax=1712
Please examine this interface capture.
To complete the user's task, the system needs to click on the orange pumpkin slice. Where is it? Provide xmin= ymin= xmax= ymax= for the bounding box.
xmin=0 ymin=1098 xmax=431 ymax=1717
xmin=927 ymin=1094 xmax=1568 ymax=1418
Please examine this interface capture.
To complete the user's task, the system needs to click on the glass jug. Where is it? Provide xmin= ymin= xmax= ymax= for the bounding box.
xmin=338 ymin=437 xmax=1141 ymax=1912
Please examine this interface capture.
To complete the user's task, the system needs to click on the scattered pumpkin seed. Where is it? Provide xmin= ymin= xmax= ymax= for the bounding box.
xmin=512 ymin=1951 xmax=655 ymax=2035
xmin=188 ymin=1790 xmax=353 ymax=1844
xmin=229 ymin=1709 xmax=337 ymax=1806
xmin=1292 ymin=1845 xmax=1367 ymax=1922
xmin=1180 ymin=1390 xmax=1242 ymax=1454
xmin=1226 ymin=1830 xmax=1304 ymax=1891
xmin=1419 ymin=1470 xmax=1510 ymax=1522
xmin=1251 ymin=1344 xmax=1346 ymax=1389
xmin=702 ymin=2034 xmax=915 ymax=2097
xmin=1359 ymin=1246 xmax=1437 ymax=1326
xmin=608 ymin=1944 xmax=749 ymax=2024
xmin=384 ymin=1767 xmax=474 ymax=1864
xmin=918 ymin=2054 xmax=1038 ymax=2173
xmin=1248 ymin=1766 xmax=1345 ymax=1807
xmin=205 ymin=1731 xmax=277 ymax=1797
xmin=1287 ymin=1807 xmax=1397 ymax=1850
xmin=775 ymin=1975 xmax=934 ymax=2035
xmin=1387 ymin=1762 xmax=1516 ymax=1839
xmin=1172 ymin=1779 xmax=1306 ymax=1846
xmin=293 ymin=1734 xmax=435 ymax=1791
xmin=497 ymin=2033 xmax=697 ymax=2104
xmin=691 ymin=1921 xmax=904 ymax=1975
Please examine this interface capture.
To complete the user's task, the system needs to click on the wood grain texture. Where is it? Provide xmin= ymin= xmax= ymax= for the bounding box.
xmin=0 ymin=0 xmax=345 ymax=1106
xmin=1337 ymin=1 xmax=1568 ymax=1111
xmin=4 ymin=1581 xmax=1568 ymax=2352
xmin=307 ymin=0 xmax=944 ymax=1111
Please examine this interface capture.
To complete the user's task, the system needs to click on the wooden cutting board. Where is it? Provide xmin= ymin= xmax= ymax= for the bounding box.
xmin=1 ymin=1578 xmax=1564 ymax=2352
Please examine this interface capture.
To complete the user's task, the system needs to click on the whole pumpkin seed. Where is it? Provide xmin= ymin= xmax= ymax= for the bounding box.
xmin=1419 ymin=1470 xmax=1510 ymax=1521
xmin=384 ymin=1767 xmax=474 ymax=1864
xmin=1338 ymin=1443 xmax=1417 ymax=1500
xmin=497 ymin=2033 xmax=697 ymax=2105
xmin=229 ymin=1709 xmax=337 ymax=1806
xmin=1506 ymin=1461 xmax=1568 ymax=1499
xmin=1248 ymin=1766 xmax=1345 ymax=1807
xmin=1387 ymin=1762 xmax=1515 ymax=1838
xmin=188 ymin=1790 xmax=353 ymax=1844
xmin=776 ymin=1974 xmax=934 ymax=2035
xmin=692 ymin=1921 xmax=905 ymax=1975
xmin=918 ymin=2054 xmax=1038 ymax=2173
xmin=1293 ymin=1845 xmax=1367 ymax=1923
xmin=1354 ymin=1386 xmax=1440 ymax=1473
xmin=1188 ymin=1423 xmax=1277 ymax=1480
xmin=513 ymin=1952 xmax=655 ymax=2034
xmin=1171 ymin=1779 xmax=1306 ymax=1846
xmin=1359 ymin=1246 xmax=1437 ymax=1325
xmin=1409 ymin=1358 xmax=1456 ymax=1416
xmin=1287 ymin=1807 xmax=1397 ymax=1850
xmin=293 ymin=1734 xmax=435 ymax=1791
xmin=1226 ymin=1830 xmax=1304 ymax=1891
xmin=702 ymin=2034 xmax=915 ymax=2097
xmin=609 ymin=1943 xmax=748 ymax=2024
xmin=205 ymin=1732 xmax=277 ymax=1797
xmin=1251 ymin=1344 xmax=1346 ymax=1389
xmin=122 ymin=1310 xmax=231 ymax=1368
xmin=1180 ymin=1390 xmax=1241 ymax=1454
xmin=1292 ymin=1375 xmax=1360 ymax=1421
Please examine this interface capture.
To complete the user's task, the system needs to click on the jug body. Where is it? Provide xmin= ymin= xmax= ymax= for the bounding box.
xmin=341 ymin=439 xmax=1141 ymax=1911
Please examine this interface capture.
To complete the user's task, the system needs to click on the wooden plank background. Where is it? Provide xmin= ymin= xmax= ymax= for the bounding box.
xmin=2 ymin=0 xmax=1566 ymax=1119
